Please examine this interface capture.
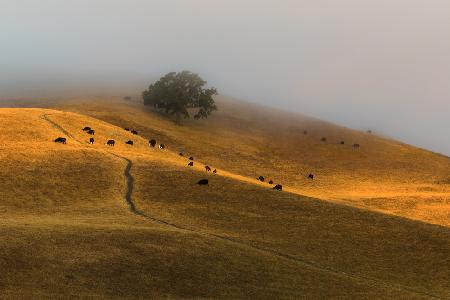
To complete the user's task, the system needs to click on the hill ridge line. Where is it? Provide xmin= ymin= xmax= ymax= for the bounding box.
xmin=40 ymin=112 xmax=449 ymax=300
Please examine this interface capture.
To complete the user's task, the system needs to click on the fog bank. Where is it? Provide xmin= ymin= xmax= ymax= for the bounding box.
xmin=1 ymin=0 xmax=449 ymax=155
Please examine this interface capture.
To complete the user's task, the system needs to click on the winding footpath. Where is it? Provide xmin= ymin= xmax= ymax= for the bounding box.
xmin=41 ymin=113 xmax=449 ymax=300
xmin=41 ymin=114 xmax=82 ymax=144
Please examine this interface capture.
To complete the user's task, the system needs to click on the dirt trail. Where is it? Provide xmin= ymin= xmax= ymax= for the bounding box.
xmin=41 ymin=114 xmax=83 ymax=144
xmin=41 ymin=112 xmax=449 ymax=300
xmin=107 ymin=152 xmax=449 ymax=300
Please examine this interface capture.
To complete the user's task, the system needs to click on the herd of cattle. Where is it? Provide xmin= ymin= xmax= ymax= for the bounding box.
xmin=54 ymin=125 xmax=287 ymax=190
xmin=184 ymin=156 xmax=218 ymax=174
xmin=304 ymin=130 xmax=361 ymax=148
xmin=53 ymin=127 xmax=167 ymax=150
xmin=54 ymin=125 xmax=364 ymax=192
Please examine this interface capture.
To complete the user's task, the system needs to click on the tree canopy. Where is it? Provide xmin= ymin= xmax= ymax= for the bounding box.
xmin=142 ymin=71 xmax=218 ymax=121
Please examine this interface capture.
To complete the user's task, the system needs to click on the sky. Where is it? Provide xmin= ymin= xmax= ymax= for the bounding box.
xmin=0 ymin=0 xmax=449 ymax=155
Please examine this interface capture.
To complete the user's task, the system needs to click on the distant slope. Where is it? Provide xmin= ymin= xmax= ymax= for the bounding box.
xmin=53 ymin=95 xmax=450 ymax=227
xmin=0 ymin=107 xmax=449 ymax=298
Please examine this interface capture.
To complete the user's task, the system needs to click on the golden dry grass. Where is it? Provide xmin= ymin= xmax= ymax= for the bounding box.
xmin=0 ymin=99 xmax=449 ymax=299
xmin=55 ymin=96 xmax=450 ymax=227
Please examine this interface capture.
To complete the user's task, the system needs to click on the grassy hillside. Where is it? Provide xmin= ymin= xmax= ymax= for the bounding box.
xmin=55 ymin=96 xmax=450 ymax=227
xmin=0 ymin=101 xmax=449 ymax=299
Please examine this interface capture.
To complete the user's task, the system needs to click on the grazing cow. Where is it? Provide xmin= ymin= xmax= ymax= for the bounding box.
xmin=273 ymin=184 xmax=282 ymax=191
xmin=304 ymin=130 xmax=308 ymax=135
xmin=125 ymin=140 xmax=134 ymax=146
xmin=124 ymin=128 xmax=130 ymax=131
xmin=258 ymin=176 xmax=265 ymax=182
xmin=82 ymin=127 xmax=91 ymax=132
xmin=89 ymin=138 xmax=94 ymax=145
xmin=179 ymin=152 xmax=184 ymax=156
xmin=269 ymin=180 xmax=274 ymax=184
xmin=321 ymin=137 xmax=327 ymax=142
xmin=131 ymin=130 xmax=138 ymax=135
xmin=205 ymin=166 xmax=211 ymax=172
xmin=340 ymin=141 xmax=345 ymax=145
xmin=107 ymin=140 xmax=115 ymax=147
xmin=213 ymin=169 xmax=217 ymax=174
xmin=54 ymin=137 xmax=66 ymax=144
xmin=308 ymin=174 xmax=314 ymax=180
xmin=87 ymin=129 xmax=95 ymax=135
xmin=353 ymin=143 xmax=360 ymax=148
xmin=159 ymin=144 xmax=165 ymax=150
xmin=149 ymin=139 xmax=157 ymax=147
xmin=189 ymin=156 xmax=194 ymax=161
xmin=187 ymin=162 xmax=194 ymax=167
xmin=197 ymin=179 xmax=209 ymax=185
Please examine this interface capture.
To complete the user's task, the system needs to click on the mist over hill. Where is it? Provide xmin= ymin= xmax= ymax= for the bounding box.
xmin=0 ymin=69 xmax=151 ymax=99
xmin=1 ymin=1 xmax=449 ymax=155
xmin=1 ymin=72 xmax=448 ymax=156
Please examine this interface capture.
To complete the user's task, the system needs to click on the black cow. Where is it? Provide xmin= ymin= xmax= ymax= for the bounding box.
xmin=187 ymin=162 xmax=194 ymax=167
xmin=303 ymin=130 xmax=308 ymax=135
xmin=189 ymin=156 xmax=194 ymax=161
xmin=197 ymin=179 xmax=209 ymax=185
xmin=179 ymin=153 xmax=184 ymax=156
xmin=213 ymin=169 xmax=217 ymax=174
xmin=269 ymin=180 xmax=274 ymax=184
xmin=82 ymin=127 xmax=91 ymax=132
xmin=205 ymin=166 xmax=211 ymax=172
xmin=273 ymin=184 xmax=282 ymax=191
xmin=308 ymin=174 xmax=314 ymax=180
xmin=87 ymin=129 xmax=95 ymax=135
xmin=258 ymin=176 xmax=265 ymax=182
xmin=126 ymin=140 xmax=134 ymax=146
xmin=124 ymin=128 xmax=130 ymax=131
xmin=54 ymin=137 xmax=66 ymax=144
xmin=321 ymin=137 xmax=327 ymax=142
xmin=149 ymin=139 xmax=157 ymax=147
xmin=131 ymin=130 xmax=138 ymax=135
xmin=159 ymin=144 xmax=165 ymax=150
xmin=340 ymin=141 xmax=345 ymax=145
xmin=89 ymin=138 xmax=94 ymax=145
xmin=107 ymin=140 xmax=115 ymax=147
xmin=353 ymin=143 xmax=360 ymax=148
